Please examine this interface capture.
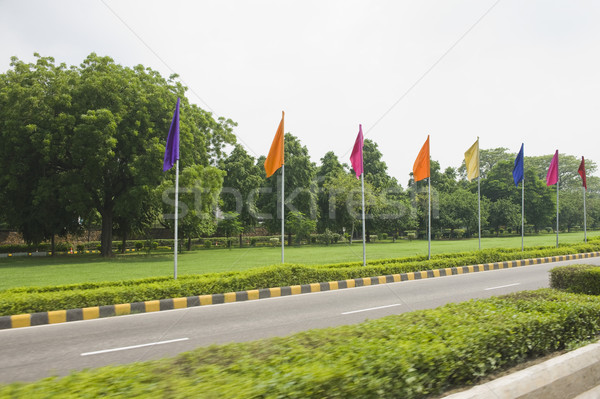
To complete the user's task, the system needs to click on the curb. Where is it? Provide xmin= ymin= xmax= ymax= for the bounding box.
xmin=442 ymin=340 xmax=600 ymax=399
xmin=1 ymin=251 xmax=599 ymax=330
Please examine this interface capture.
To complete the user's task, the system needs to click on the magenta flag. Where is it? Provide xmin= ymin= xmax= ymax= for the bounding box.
xmin=350 ymin=124 xmax=364 ymax=179
xmin=546 ymin=150 xmax=559 ymax=186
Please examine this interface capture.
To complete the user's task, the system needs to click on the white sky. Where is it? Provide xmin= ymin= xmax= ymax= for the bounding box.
xmin=2 ymin=0 xmax=600 ymax=184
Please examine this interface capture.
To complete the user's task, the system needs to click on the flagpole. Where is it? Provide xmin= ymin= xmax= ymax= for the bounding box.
xmin=583 ymin=185 xmax=587 ymax=243
xmin=521 ymin=178 xmax=524 ymax=252
xmin=477 ymin=137 xmax=481 ymax=250
xmin=361 ymin=171 xmax=366 ymax=266
xmin=281 ymin=164 xmax=285 ymax=263
xmin=428 ymin=176 xmax=431 ymax=260
xmin=174 ymin=159 xmax=179 ymax=279
xmin=477 ymin=177 xmax=481 ymax=251
xmin=556 ymin=178 xmax=559 ymax=248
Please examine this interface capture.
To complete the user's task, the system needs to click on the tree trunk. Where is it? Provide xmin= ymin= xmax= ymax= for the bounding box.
xmin=239 ymin=233 xmax=243 ymax=248
xmin=121 ymin=232 xmax=127 ymax=254
xmin=187 ymin=236 xmax=192 ymax=251
xmin=366 ymin=230 xmax=371 ymax=243
xmin=287 ymin=232 xmax=292 ymax=247
xmin=100 ymin=208 xmax=114 ymax=257
xmin=51 ymin=234 xmax=55 ymax=257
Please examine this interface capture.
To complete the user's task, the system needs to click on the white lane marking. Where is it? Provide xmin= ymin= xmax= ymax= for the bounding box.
xmin=341 ymin=304 xmax=402 ymax=315
xmin=484 ymin=283 xmax=521 ymax=291
xmin=81 ymin=338 xmax=189 ymax=356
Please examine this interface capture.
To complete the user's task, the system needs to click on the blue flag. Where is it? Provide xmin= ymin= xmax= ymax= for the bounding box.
xmin=163 ymin=98 xmax=180 ymax=171
xmin=513 ymin=143 xmax=524 ymax=186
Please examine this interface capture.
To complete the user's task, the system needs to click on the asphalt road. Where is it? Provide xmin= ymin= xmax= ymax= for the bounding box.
xmin=1 ymin=257 xmax=599 ymax=383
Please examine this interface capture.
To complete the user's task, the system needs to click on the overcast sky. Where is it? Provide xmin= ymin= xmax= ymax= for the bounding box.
xmin=2 ymin=0 xmax=599 ymax=184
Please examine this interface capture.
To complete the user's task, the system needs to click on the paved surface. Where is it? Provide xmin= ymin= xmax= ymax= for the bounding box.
xmin=1 ymin=256 xmax=598 ymax=383
xmin=443 ymin=341 xmax=600 ymax=399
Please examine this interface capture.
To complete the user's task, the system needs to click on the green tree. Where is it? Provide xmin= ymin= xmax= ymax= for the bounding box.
xmin=360 ymin=139 xmax=397 ymax=191
xmin=480 ymin=160 xmax=554 ymax=233
xmin=0 ymin=53 xmax=236 ymax=257
xmin=258 ymin=133 xmax=317 ymax=245
xmin=220 ymin=144 xmax=264 ymax=245
xmin=559 ymin=191 xmax=584 ymax=232
xmin=113 ymin=186 xmax=160 ymax=254
xmin=286 ymin=211 xmax=317 ymax=245
xmin=159 ymin=164 xmax=224 ymax=251
xmin=217 ymin=212 xmax=243 ymax=248
xmin=438 ymin=188 xmax=487 ymax=238
xmin=488 ymin=198 xmax=521 ymax=236
xmin=0 ymin=55 xmax=83 ymax=252
xmin=322 ymin=173 xmax=377 ymax=241
xmin=315 ymin=151 xmax=346 ymax=233
xmin=526 ymin=154 xmax=597 ymax=191
xmin=369 ymin=184 xmax=417 ymax=238
xmin=457 ymin=147 xmax=512 ymax=180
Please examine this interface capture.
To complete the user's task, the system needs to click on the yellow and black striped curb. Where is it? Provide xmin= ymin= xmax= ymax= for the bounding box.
xmin=1 ymin=251 xmax=599 ymax=330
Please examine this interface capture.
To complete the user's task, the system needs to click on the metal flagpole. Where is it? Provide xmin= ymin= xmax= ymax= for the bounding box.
xmin=583 ymin=186 xmax=587 ymax=243
xmin=477 ymin=137 xmax=481 ymax=250
xmin=556 ymin=178 xmax=559 ymax=248
xmin=174 ymin=159 xmax=179 ymax=279
xmin=428 ymin=176 xmax=431 ymax=260
xmin=478 ymin=177 xmax=481 ymax=251
xmin=361 ymin=171 xmax=366 ymax=266
xmin=281 ymin=164 xmax=285 ymax=263
xmin=521 ymin=178 xmax=524 ymax=252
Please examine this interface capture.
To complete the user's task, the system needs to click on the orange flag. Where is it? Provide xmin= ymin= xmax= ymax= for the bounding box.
xmin=413 ymin=135 xmax=430 ymax=182
xmin=264 ymin=111 xmax=285 ymax=177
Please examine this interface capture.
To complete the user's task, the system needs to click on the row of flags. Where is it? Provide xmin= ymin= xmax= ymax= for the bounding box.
xmin=164 ymin=102 xmax=590 ymax=268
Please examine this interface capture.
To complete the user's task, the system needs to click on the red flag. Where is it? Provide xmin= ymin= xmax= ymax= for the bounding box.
xmin=578 ymin=156 xmax=587 ymax=190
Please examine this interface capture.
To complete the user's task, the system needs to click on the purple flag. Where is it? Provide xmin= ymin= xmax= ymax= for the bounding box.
xmin=546 ymin=150 xmax=559 ymax=186
xmin=163 ymin=97 xmax=180 ymax=172
xmin=350 ymin=124 xmax=364 ymax=179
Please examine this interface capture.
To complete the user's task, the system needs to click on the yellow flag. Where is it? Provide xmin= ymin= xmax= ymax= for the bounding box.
xmin=464 ymin=138 xmax=480 ymax=181
xmin=264 ymin=111 xmax=285 ymax=177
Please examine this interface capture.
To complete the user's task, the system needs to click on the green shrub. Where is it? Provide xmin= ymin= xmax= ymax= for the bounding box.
xmin=204 ymin=240 xmax=212 ymax=249
xmin=135 ymin=242 xmax=144 ymax=250
xmin=250 ymin=238 xmax=257 ymax=247
xmin=550 ymin=264 xmax=600 ymax=294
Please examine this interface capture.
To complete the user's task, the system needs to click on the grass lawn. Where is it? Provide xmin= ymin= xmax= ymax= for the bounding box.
xmin=0 ymin=231 xmax=597 ymax=291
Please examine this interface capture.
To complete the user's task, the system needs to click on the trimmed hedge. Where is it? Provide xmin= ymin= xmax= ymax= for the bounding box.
xmin=1 ymin=289 xmax=600 ymax=397
xmin=550 ymin=264 xmax=600 ymax=294
xmin=1 ymin=243 xmax=600 ymax=316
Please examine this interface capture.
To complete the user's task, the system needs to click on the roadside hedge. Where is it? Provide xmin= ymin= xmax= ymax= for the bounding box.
xmin=1 ymin=242 xmax=599 ymax=316
xmin=550 ymin=264 xmax=600 ymax=294
xmin=1 ymin=289 xmax=600 ymax=398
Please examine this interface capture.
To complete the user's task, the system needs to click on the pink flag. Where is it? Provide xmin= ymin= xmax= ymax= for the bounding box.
xmin=350 ymin=124 xmax=364 ymax=179
xmin=546 ymin=150 xmax=559 ymax=186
